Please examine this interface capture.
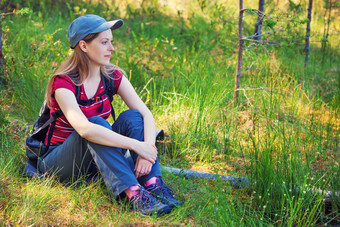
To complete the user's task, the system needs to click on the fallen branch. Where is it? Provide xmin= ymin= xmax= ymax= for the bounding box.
xmin=161 ymin=166 xmax=250 ymax=189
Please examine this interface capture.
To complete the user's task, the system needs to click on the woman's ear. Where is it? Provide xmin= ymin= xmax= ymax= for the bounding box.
xmin=79 ymin=40 xmax=87 ymax=52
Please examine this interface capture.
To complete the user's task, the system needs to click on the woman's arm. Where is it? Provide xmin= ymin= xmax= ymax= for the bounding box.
xmin=117 ymin=76 xmax=156 ymax=145
xmin=54 ymin=88 xmax=157 ymax=163
xmin=117 ymin=76 xmax=157 ymax=178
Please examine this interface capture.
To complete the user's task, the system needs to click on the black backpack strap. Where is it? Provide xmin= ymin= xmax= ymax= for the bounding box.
xmin=45 ymin=110 xmax=63 ymax=151
xmin=75 ymin=85 xmax=80 ymax=101
xmin=101 ymin=73 xmax=116 ymax=121
xmin=32 ymin=112 xmax=59 ymax=137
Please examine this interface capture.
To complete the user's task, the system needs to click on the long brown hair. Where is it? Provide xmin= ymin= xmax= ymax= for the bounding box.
xmin=45 ymin=33 xmax=118 ymax=106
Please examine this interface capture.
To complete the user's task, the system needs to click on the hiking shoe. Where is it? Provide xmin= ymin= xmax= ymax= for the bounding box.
xmin=144 ymin=177 xmax=182 ymax=209
xmin=129 ymin=186 xmax=171 ymax=216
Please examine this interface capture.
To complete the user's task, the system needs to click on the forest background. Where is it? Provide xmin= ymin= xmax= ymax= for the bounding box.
xmin=0 ymin=0 xmax=339 ymax=226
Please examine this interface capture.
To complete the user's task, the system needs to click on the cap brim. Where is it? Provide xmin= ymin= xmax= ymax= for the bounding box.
xmin=110 ymin=19 xmax=123 ymax=30
xmin=94 ymin=19 xmax=123 ymax=33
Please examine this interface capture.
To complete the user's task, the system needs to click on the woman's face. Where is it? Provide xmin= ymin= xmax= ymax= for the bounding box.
xmin=83 ymin=29 xmax=114 ymax=67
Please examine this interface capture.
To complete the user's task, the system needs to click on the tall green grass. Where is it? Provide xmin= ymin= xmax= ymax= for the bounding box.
xmin=1 ymin=0 xmax=339 ymax=225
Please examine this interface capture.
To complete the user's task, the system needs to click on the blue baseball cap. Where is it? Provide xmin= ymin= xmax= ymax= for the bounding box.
xmin=67 ymin=14 xmax=123 ymax=49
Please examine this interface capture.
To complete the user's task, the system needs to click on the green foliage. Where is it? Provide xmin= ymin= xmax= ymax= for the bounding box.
xmin=13 ymin=7 xmax=31 ymax=15
xmin=321 ymin=37 xmax=329 ymax=43
xmin=301 ymin=18 xmax=310 ymax=24
xmin=197 ymin=0 xmax=207 ymax=11
xmin=0 ymin=109 xmax=9 ymax=126
xmin=288 ymin=0 xmax=302 ymax=13
xmin=334 ymin=1 xmax=340 ymax=8
xmin=323 ymin=0 xmax=340 ymax=9
xmin=264 ymin=19 xmax=277 ymax=29
xmin=247 ymin=9 xmax=257 ymax=15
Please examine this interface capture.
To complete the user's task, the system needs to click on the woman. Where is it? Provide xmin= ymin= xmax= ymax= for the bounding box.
xmin=38 ymin=14 xmax=181 ymax=215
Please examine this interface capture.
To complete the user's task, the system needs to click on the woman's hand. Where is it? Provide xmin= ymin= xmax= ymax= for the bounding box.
xmin=135 ymin=156 xmax=153 ymax=178
xmin=133 ymin=142 xmax=157 ymax=163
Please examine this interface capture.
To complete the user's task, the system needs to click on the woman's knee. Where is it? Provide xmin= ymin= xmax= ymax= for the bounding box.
xmin=88 ymin=116 xmax=112 ymax=129
xmin=116 ymin=109 xmax=143 ymax=125
xmin=112 ymin=109 xmax=144 ymax=136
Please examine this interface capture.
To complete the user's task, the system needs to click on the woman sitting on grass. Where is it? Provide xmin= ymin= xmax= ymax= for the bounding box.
xmin=38 ymin=14 xmax=181 ymax=215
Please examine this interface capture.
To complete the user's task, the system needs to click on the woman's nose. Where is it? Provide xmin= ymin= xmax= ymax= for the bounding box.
xmin=109 ymin=42 xmax=114 ymax=51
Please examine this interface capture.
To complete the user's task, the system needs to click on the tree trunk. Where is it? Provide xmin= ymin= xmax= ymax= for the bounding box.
xmin=322 ymin=0 xmax=333 ymax=64
xmin=0 ymin=17 xmax=3 ymax=81
xmin=326 ymin=0 xmax=332 ymax=40
xmin=254 ymin=0 xmax=265 ymax=41
xmin=304 ymin=0 xmax=313 ymax=67
xmin=233 ymin=0 xmax=244 ymax=105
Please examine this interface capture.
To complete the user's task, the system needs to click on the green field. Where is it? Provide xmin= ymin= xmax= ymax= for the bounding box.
xmin=0 ymin=0 xmax=339 ymax=225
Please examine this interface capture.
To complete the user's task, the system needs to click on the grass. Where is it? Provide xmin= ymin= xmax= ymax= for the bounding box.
xmin=0 ymin=0 xmax=339 ymax=226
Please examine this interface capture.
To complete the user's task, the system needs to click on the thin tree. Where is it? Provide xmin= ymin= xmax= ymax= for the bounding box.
xmin=322 ymin=0 xmax=333 ymax=63
xmin=254 ymin=0 xmax=265 ymax=41
xmin=0 ymin=16 xmax=3 ymax=81
xmin=304 ymin=0 xmax=313 ymax=67
xmin=234 ymin=0 xmax=244 ymax=105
